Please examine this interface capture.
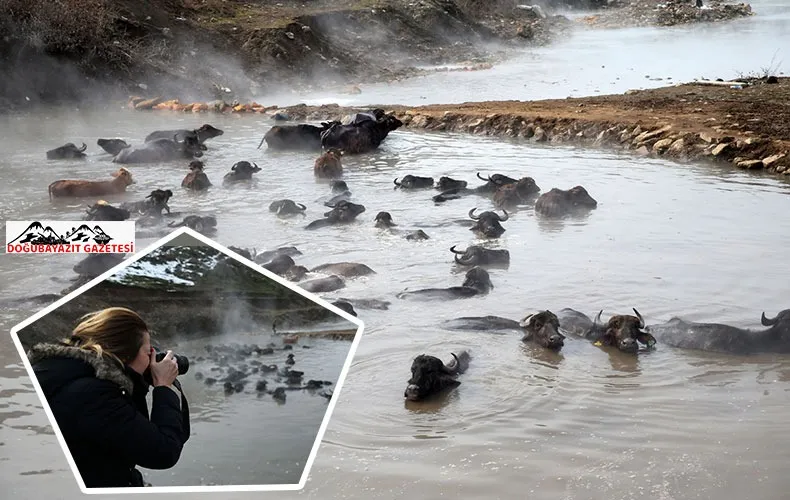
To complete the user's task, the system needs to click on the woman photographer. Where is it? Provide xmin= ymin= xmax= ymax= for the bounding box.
xmin=27 ymin=307 xmax=190 ymax=488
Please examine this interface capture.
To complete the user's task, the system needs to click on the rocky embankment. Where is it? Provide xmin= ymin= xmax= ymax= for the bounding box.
xmin=127 ymin=77 xmax=790 ymax=175
xmin=578 ymin=0 xmax=754 ymax=29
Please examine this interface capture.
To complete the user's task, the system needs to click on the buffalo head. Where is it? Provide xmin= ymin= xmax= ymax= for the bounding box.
xmin=394 ymin=175 xmax=435 ymax=189
xmin=493 ymin=177 xmax=541 ymax=209
xmin=84 ymin=200 xmax=131 ymax=222
xmin=450 ymin=244 xmax=510 ymax=266
xmin=324 ymin=200 xmax=366 ymax=223
xmin=468 ymin=207 xmax=509 ymax=238
xmin=46 ymin=142 xmax=88 ymax=160
xmin=330 ymin=180 xmax=349 ymax=194
xmin=374 ymin=211 xmax=397 ymax=228
xmin=195 ymin=124 xmax=224 ymax=142
xmin=761 ymin=310 xmax=790 ymax=345
xmin=461 ymin=266 xmax=493 ymax=294
xmin=520 ymin=310 xmax=565 ymax=350
xmin=177 ymin=133 xmax=204 ymax=158
xmin=474 ymin=172 xmax=519 ymax=193
xmin=404 ymin=351 xmax=470 ymax=401
xmin=436 ymin=176 xmax=468 ymax=191
xmin=96 ymin=138 xmax=130 ymax=156
xmin=536 ymin=185 xmax=598 ymax=217
xmin=269 ymin=199 xmax=307 ymax=216
xmin=593 ymin=308 xmax=656 ymax=353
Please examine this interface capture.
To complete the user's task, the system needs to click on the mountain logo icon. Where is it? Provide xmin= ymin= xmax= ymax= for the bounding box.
xmin=8 ymin=221 xmax=114 ymax=246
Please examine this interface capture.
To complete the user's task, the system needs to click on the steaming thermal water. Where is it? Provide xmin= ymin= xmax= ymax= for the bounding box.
xmin=1 ymin=108 xmax=790 ymax=498
xmin=264 ymin=0 xmax=790 ymax=107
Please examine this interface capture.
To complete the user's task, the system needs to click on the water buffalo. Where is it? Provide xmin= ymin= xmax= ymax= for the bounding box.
xmin=285 ymin=265 xmax=308 ymax=282
xmin=223 ymin=161 xmax=261 ymax=185
xmin=450 ymin=245 xmax=510 ymax=267
xmin=320 ymin=114 xmax=403 ymax=155
xmin=144 ymin=124 xmax=224 ymax=149
xmin=394 ymin=175 xmax=435 ymax=189
xmin=341 ymin=109 xmax=386 ymax=125
xmin=113 ymin=135 xmax=204 ymax=164
xmin=120 ymin=189 xmax=173 ymax=216
xmin=96 ymin=138 xmax=130 ymax=156
xmin=84 ymin=201 xmax=130 ymax=221
xmin=492 ymin=177 xmax=541 ymax=209
xmin=468 ymin=208 xmax=509 ymax=238
xmin=46 ymin=142 xmax=87 ymax=160
xmin=310 ymin=262 xmax=375 ymax=278
xmin=181 ymin=160 xmax=212 ymax=191
xmin=299 ymin=275 xmax=346 ymax=293
xmin=397 ymin=266 xmax=493 ymax=300
xmin=645 ymin=310 xmax=790 ymax=355
xmin=440 ymin=315 xmax=523 ymax=332
xmin=433 ymin=173 xmax=521 ymax=203
xmin=269 ymin=199 xmax=307 ymax=216
xmin=168 ymin=215 xmax=217 ymax=234
xmin=535 ymin=186 xmax=598 ymax=217
xmin=558 ymin=308 xmax=656 ymax=354
xmin=259 ymin=122 xmax=340 ymax=151
xmin=73 ymin=253 xmax=126 ymax=278
xmin=48 ymin=168 xmax=135 ymax=199
xmin=331 ymin=180 xmax=349 ymax=193
xmin=227 ymin=246 xmax=253 ymax=260
xmin=305 ymin=200 xmax=366 ymax=230
xmin=436 ymin=176 xmax=468 ymax=191
xmin=373 ymin=212 xmax=430 ymax=240
xmin=314 ymin=148 xmax=343 ymax=179
xmin=262 ymin=254 xmax=296 ymax=276
xmin=253 ymin=246 xmax=303 ymax=265
xmin=404 ymin=350 xmax=471 ymax=402
xmin=519 ymin=310 xmax=565 ymax=351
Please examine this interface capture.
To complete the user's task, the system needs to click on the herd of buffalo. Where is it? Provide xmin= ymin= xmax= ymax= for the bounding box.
xmin=42 ymin=108 xmax=790 ymax=404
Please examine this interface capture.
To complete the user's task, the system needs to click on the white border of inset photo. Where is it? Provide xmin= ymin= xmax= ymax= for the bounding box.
xmin=9 ymin=226 xmax=365 ymax=495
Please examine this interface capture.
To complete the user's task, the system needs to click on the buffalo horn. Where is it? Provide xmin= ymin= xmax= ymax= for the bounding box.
xmin=468 ymin=208 xmax=480 ymax=220
xmin=297 ymin=203 xmax=307 ymax=211
xmin=449 ymin=245 xmax=465 ymax=254
xmin=519 ymin=314 xmax=534 ymax=328
xmin=496 ymin=210 xmax=509 ymax=222
xmin=761 ymin=312 xmax=778 ymax=326
xmin=633 ymin=308 xmax=646 ymax=329
xmin=257 ymin=135 xmax=266 ymax=149
xmin=476 ymin=172 xmax=489 ymax=182
xmin=79 ymin=142 xmax=87 ymax=152
xmin=393 ymin=177 xmax=401 ymax=186
xmin=593 ymin=310 xmax=603 ymax=330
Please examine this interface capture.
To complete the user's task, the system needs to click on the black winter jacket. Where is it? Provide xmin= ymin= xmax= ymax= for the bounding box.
xmin=28 ymin=342 xmax=190 ymax=488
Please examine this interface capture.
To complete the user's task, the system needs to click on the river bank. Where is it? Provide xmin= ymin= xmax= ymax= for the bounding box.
xmin=127 ymin=77 xmax=790 ymax=175
xmin=0 ymin=0 xmax=755 ymax=113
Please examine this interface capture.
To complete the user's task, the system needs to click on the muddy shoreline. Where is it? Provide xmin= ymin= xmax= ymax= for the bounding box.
xmin=127 ymin=78 xmax=790 ymax=175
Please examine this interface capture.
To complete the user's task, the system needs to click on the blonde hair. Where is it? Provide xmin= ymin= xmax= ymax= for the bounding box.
xmin=65 ymin=307 xmax=149 ymax=365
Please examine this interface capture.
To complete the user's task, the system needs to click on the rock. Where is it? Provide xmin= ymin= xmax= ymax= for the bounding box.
xmin=711 ymin=143 xmax=731 ymax=156
xmin=736 ymin=159 xmax=763 ymax=170
xmin=761 ymin=153 xmax=786 ymax=168
xmin=633 ymin=125 xmax=672 ymax=144
xmin=410 ymin=115 xmax=429 ymax=128
xmin=668 ymin=138 xmax=686 ymax=155
xmin=532 ymin=126 xmax=548 ymax=142
xmin=652 ymin=138 xmax=674 ymax=153
xmin=699 ymin=132 xmax=715 ymax=143
xmin=635 ymin=145 xmax=650 ymax=156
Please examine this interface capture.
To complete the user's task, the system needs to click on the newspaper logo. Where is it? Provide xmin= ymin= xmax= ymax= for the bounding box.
xmin=5 ymin=221 xmax=135 ymax=254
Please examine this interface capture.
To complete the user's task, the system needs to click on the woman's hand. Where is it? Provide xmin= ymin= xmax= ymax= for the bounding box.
xmin=149 ymin=349 xmax=179 ymax=387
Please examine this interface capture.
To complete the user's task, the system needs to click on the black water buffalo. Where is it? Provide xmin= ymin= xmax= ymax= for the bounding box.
xmin=299 ymin=275 xmax=346 ymax=293
xmin=314 ymin=148 xmax=343 ymax=179
xmin=436 ymin=176 xmax=468 ymax=191
xmin=223 ymin=161 xmax=261 ymax=185
xmin=468 ymin=208 xmax=509 ymax=238
xmin=331 ymin=180 xmax=349 ymax=193
xmin=440 ymin=316 xmax=523 ymax=332
xmin=305 ymin=200 xmax=366 ymax=230
xmin=433 ymin=173 xmax=520 ymax=203
xmin=96 ymin=138 xmax=130 ymax=156
xmin=227 ymin=246 xmax=253 ymax=260
xmin=404 ymin=350 xmax=471 ymax=401
xmin=645 ymin=310 xmax=790 ymax=355
xmin=450 ymin=245 xmax=510 ymax=267
xmin=258 ymin=122 xmax=340 ymax=151
xmin=397 ymin=267 xmax=493 ymax=300
xmin=310 ymin=262 xmax=375 ymax=278
xmin=269 ymin=199 xmax=307 ymax=217
xmin=285 ymin=265 xmax=308 ymax=282
xmin=144 ymin=124 xmax=224 ymax=148
xmin=492 ymin=177 xmax=541 ymax=209
xmin=558 ymin=308 xmax=656 ymax=354
xmin=253 ymin=246 xmax=303 ymax=265
xmin=320 ymin=114 xmax=403 ymax=154
xmin=520 ymin=310 xmax=565 ymax=351
xmin=331 ymin=299 xmax=358 ymax=317
xmin=394 ymin=175 xmax=435 ymax=189
xmin=262 ymin=254 xmax=296 ymax=276
xmin=168 ymin=215 xmax=217 ymax=234
xmin=181 ymin=160 xmax=212 ymax=191
xmin=73 ymin=253 xmax=126 ymax=278
xmin=373 ymin=212 xmax=430 ymax=240
xmin=341 ymin=109 xmax=386 ymax=125
xmin=46 ymin=142 xmax=87 ymax=160
xmin=324 ymin=191 xmax=352 ymax=208
xmin=120 ymin=189 xmax=173 ymax=216
xmin=84 ymin=201 xmax=130 ymax=221
xmin=535 ymin=186 xmax=598 ymax=217
xmin=113 ymin=135 xmax=204 ymax=164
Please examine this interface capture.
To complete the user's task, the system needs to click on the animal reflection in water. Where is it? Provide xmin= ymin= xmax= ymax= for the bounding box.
xmin=192 ymin=342 xmax=335 ymax=403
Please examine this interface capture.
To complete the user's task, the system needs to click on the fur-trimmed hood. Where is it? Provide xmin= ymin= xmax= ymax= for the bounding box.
xmin=28 ymin=343 xmax=134 ymax=394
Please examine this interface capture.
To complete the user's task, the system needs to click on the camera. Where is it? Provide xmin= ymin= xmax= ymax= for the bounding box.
xmin=152 ymin=345 xmax=190 ymax=376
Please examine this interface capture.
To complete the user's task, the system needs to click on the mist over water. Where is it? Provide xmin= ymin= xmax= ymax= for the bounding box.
xmin=2 ymin=1 xmax=790 ymax=498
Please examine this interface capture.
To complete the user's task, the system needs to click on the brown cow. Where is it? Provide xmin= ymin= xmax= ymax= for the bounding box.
xmin=181 ymin=160 xmax=212 ymax=191
xmin=314 ymin=148 xmax=343 ymax=179
xmin=48 ymin=168 xmax=135 ymax=200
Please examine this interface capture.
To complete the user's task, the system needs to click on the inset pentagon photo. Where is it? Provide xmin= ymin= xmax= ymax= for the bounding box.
xmin=10 ymin=228 xmax=363 ymax=492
